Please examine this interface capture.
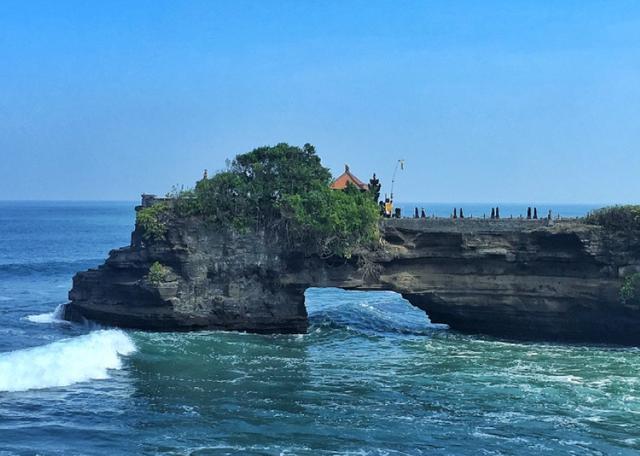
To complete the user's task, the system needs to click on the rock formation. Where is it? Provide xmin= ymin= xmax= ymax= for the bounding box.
xmin=66 ymin=204 xmax=640 ymax=344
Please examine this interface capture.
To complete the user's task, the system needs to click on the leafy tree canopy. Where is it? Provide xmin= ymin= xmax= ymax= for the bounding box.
xmin=138 ymin=143 xmax=379 ymax=258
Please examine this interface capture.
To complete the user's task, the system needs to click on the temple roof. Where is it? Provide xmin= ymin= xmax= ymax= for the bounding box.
xmin=330 ymin=165 xmax=369 ymax=191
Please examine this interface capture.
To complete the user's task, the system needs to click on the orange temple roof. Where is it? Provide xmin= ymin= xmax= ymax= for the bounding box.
xmin=330 ymin=165 xmax=369 ymax=191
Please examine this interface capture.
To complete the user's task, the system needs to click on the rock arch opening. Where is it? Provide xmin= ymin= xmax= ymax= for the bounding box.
xmin=303 ymin=288 xmax=448 ymax=335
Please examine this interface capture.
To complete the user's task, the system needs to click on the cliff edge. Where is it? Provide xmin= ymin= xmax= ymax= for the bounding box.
xmin=66 ymin=210 xmax=640 ymax=344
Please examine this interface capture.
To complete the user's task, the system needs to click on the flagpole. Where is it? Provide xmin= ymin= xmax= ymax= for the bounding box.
xmin=390 ymin=159 xmax=405 ymax=202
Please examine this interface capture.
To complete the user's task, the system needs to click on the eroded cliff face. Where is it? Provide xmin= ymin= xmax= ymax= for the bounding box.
xmin=66 ymin=214 xmax=640 ymax=344
xmin=67 ymin=217 xmax=309 ymax=333
xmin=363 ymin=220 xmax=640 ymax=344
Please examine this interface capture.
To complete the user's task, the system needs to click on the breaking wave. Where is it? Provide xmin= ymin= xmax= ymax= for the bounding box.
xmin=25 ymin=303 xmax=68 ymax=324
xmin=305 ymin=288 xmax=448 ymax=336
xmin=0 ymin=330 xmax=136 ymax=392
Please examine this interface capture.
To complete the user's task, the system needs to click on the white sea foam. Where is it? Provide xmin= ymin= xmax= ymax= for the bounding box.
xmin=25 ymin=303 xmax=68 ymax=324
xmin=0 ymin=329 xmax=136 ymax=392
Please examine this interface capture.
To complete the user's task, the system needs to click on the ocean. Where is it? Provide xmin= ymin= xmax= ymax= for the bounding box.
xmin=0 ymin=201 xmax=638 ymax=455
xmin=395 ymin=203 xmax=601 ymax=219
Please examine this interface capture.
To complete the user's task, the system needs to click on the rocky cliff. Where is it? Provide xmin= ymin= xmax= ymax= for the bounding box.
xmin=66 ymin=208 xmax=640 ymax=344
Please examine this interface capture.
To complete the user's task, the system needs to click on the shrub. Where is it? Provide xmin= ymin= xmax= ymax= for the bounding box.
xmin=280 ymin=183 xmax=379 ymax=258
xmin=136 ymin=203 xmax=169 ymax=241
xmin=166 ymin=185 xmax=199 ymax=217
xmin=585 ymin=206 xmax=640 ymax=231
xmin=620 ymin=273 xmax=640 ymax=306
xmin=148 ymin=261 xmax=168 ymax=285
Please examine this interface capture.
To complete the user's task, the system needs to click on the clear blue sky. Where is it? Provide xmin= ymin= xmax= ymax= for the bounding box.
xmin=1 ymin=1 xmax=638 ymax=203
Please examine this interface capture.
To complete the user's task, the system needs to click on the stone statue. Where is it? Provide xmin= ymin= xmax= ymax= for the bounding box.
xmin=368 ymin=173 xmax=381 ymax=202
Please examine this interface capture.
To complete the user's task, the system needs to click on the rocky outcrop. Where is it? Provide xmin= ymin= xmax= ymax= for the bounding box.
xmin=66 ymin=208 xmax=640 ymax=344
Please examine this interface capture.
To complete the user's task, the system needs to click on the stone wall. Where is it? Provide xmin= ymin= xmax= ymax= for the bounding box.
xmin=381 ymin=217 xmax=560 ymax=232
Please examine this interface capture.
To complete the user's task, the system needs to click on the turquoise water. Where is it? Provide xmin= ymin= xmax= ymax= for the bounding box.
xmin=0 ymin=202 xmax=639 ymax=455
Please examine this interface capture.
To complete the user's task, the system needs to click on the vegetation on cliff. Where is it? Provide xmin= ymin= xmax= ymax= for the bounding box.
xmin=588 ymin=207 xmax=640 ymax=305
xmin=620 ymin=273 xmax=640 ymax=306
xmin=147 ymin=261 xmax=169 ymax=285
xmin=281 ymin=183 xmax=379 ymax=258
xmin=586 ymin=205 xmax=640 ymax=231
xmin=136 ymin=203 xmax=169 ymax=241
xmin=137 ymin=143 xmax=380 ymax=258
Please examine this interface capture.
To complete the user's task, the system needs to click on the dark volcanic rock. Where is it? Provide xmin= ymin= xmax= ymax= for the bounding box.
xmin=66 ymin=210 xmax=640 ymax=344
xmin=68 ymin=217 xmax=309 ymax=333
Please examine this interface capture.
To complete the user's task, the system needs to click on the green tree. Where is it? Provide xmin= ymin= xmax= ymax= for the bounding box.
xmin=147 ymin=143 xmax=380 ymax=258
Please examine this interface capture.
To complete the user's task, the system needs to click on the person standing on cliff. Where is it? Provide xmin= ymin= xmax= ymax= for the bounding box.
xmin=384 ymin=197 xmax=392 ymax=218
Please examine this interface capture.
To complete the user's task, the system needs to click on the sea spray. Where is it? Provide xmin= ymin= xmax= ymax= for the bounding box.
xmin=25 ymin=302 xmax=68 ymax=324
xmin=0 ymin=329 xmax=136 ymax=392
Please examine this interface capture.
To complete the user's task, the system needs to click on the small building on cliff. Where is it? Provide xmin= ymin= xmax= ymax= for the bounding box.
xmin=330 ymin=165 xmax=369 ymax=191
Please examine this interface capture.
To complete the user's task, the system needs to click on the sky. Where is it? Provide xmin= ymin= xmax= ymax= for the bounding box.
xmin=0 ymin=1 xmax=639 ymax=203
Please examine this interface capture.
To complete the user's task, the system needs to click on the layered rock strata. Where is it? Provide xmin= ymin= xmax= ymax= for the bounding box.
xmin=66 ymin=210 xmax=640 ymax=344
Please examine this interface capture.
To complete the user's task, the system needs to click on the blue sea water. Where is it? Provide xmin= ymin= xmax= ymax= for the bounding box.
xmin=396 ymin=202 xmax=601 ymax=219
xmin=0 ymin=201 xmax=639 ymax=455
